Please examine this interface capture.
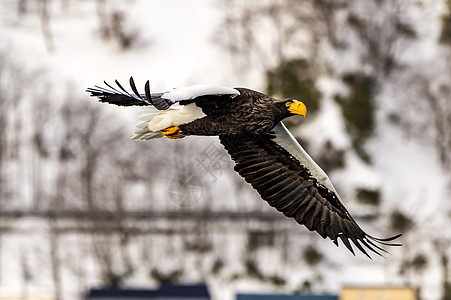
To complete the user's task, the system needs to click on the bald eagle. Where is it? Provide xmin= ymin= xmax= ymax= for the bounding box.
xmin=87 ymin=77 xmax=401 ymax=258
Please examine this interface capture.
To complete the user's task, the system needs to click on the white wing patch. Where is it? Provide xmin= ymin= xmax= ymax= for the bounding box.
xmin=272 ymin=122 xmax=342 ymax=199
xmin=161 ymin=84 xmax=240 ymax=101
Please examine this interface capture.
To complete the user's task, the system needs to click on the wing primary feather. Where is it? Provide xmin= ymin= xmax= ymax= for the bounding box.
xmin=92 ymin=85 xmax=115 ymax=93
xmin=364 ymin=238 xmax=390 ymax=254
xmin=350 ymin=237 xmax=372 ymax=259
xmin=145 ymin=81 xmax=170 ymax=110
xmin=115 ymin=79 xmax=133 ymax=97
xmin=339 ymin=234 xmax=355 ymax=256
xmin=103 ymin=80 xmax=123 ymax=94
xmin=328 ymin=212 xmax=340 ymax=244
xmin=317 ymin=207 xmax=330 ymax=238
xmin=359 ymin=238 xmax=386 ymax=258
xmin=144 ymin=81 xmax=153 ymax=105
xmin=374 ymin=233 xmax=403 ymax=241
xmin=129 ymin=76 xmax=143 ymax=100
xmin=368 ymin=234 xmax=403 ymax=244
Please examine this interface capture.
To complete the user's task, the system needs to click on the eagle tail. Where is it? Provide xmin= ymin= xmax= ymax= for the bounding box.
xmin=131 ymin=107 xmax=164 ymax=140
xmin=86 ymin=77 xmax=169 ymax=109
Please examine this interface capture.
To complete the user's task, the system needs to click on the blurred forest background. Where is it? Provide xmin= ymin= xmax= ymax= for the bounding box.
xmin=0 ymin=0 xmax=450 ymax=299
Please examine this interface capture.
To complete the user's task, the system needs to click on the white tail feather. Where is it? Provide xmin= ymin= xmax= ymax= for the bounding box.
xmin=147 ymin=103 xmax=206 ymax=132
xmin=131 ymin=107 xmax=164 ymax=140
xmin=131 ymin=103 xmax=207 ymax=140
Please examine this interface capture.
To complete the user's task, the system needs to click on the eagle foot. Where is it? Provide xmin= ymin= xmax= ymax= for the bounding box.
xmin=161 ymin=126 xmax=185 ymax=139
xmin=166 ymin=133 xmax=185 ymax=139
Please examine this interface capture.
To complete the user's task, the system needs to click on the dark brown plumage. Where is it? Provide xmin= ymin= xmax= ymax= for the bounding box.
xmin=87 ymin=77 xmax=401 ymax=258
xmin=178 ymin=88 xmax=291 ymax=136
xmin=87 ymin=78 xmax=294 ymax=136
xmin=220 ymin=131 xmax=401 ymax=258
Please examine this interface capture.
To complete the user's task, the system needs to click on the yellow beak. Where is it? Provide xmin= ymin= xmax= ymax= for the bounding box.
xmin=288 ymin=101 xmax=307 ymax=117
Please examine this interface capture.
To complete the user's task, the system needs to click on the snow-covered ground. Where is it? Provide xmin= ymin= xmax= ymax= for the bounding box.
xmin=0 ymin=1 xmax=450 ymax=300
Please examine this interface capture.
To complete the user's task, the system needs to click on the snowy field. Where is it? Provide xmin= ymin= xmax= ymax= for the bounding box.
xmin=0 ymin=0 xmax=450 ymax=300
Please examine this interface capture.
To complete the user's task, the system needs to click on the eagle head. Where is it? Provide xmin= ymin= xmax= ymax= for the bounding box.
xmin=282 ymin=99 xmax=307 ymax=118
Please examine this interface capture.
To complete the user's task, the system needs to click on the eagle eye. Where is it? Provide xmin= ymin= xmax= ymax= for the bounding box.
xmin=285 ymin=102 xmax=291 ymax=107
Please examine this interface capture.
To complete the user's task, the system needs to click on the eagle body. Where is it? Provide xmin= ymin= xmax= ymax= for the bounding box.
xmin=179 ymin=88 xmax=289 ymax=136
xmin=87 ymin=77 xmax=401 ymax=258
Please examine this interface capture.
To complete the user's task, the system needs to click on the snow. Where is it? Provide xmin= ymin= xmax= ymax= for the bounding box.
xmin=299 ymin=77 xmax=351 ymax=151
xmin=0 ymin=1 xmax=450 ymax=300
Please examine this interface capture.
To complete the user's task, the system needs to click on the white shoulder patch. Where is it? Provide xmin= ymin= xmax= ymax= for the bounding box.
xmin=161 ymin=84 xmax=240 ymax=101
xmin=272 ymin=122 xmax=342 ymax=199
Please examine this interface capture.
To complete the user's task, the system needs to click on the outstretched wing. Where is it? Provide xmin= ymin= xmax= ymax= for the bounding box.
xmin=87 ymin=77 xmax=240 ymax=110
xmin=86 ymin=77 xmax=167 ymax=109
xmin=219 ymin=122 xmax=401 ymax=258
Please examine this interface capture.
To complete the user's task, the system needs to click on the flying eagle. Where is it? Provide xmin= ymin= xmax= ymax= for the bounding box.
xmin=87 ymin=77 xmax=401 ymax=258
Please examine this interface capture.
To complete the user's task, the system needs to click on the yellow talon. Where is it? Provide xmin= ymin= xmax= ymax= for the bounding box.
xmin=161 ymin=126 xmax=185 ymax=139
xmin=161 ymin=126 xmax=180 ymax=135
